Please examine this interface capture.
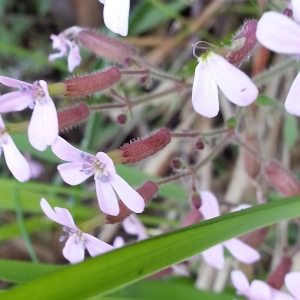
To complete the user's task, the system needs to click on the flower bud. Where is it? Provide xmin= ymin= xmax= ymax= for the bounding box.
xmin=226 ymin=20 xmax=258 ymax=65
xmin=267 ymin=256 xmax=292 ymax=289
xmin=106 ymin=181 xmax=158 ymax=223
xmin=116 ymin=114 xmax=127 ymax=125
xmin=243 ymin=133 xmax=260 ymax=179
xmin=119 ymin=128 xmax=171 ymax=164
xmin=239 ymin=227 xmax=268 ymax=249
xmin=264 ymin=161 xmax=300 ymax=197
xmin=195 ymin=138 xmax=205 ymax=151
xmin=170 ymin=158 xmax=185 ymax=171
xmin=63 ymin=67 xmax=121 ymax=97
xmin=78 ymin=29 xmax=136 ymax=65
xmin=191 ymin=190 xmax=202 ymax=210
xmin=58 ymin=103 xmax=90 ymax=131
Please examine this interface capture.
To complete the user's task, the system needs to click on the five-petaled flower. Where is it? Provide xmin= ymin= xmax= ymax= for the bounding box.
xmin=199 ymin=191 xmax=260 ymax=269
xmin=0 ymin=77 xmax=58 ymax=151
xmin=192 ymin=51 xmax=258 ymax=118
xmin=231 ymin=270 xmax=298 ymax=300
xmin=256 ymin=0 xmax=300 ymax=116
xmin=40 ymin=198 xmax=114 ymax=263
xmin=99 ymin=0 xmax=130 ymax=36
xmin=0 ymin=115 xmax=30 ymax=182
xmin=49 ymin=26 xmax=82 ymax=72
xmin=51 ymin=136 xmax=145 ymax=216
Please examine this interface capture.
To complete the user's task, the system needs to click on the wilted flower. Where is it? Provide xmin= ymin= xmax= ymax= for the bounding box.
xmin=256 ymin=0 xmax=300 ymax=116
xmin=192 ymin=51 xmax=258 ymax=118
xmin=51 ymin=136 xmax=145 ymax=216
xmin=0 ymin=77 xmax=58 ymax=151
xmin=0 ymin=115 xmax=30 ymax=182
xmin=231 ymin=270 xmax=295 ymax=300
xmin=40 ymin=198 xmax=114 ymax=263
xmin=49 ymin=26 xmax=82 ymax=72
xmin=99 ymin=0 xmax=130 ymax=36
xmin=199 ymin=191 xmax=260 ymax=269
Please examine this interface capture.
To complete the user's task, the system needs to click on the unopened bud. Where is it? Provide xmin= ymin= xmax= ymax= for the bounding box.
xmin=58 ymin=103 xmax=90 ymax=131
xmin=239 ymin=227 xmax=268 ymax=248
xmin=243 ymin=133 xmax=260 ymax=179
xmin=283 ymin=7 xmax=293 ymax=18
xmin=191 ymin=190 xmax=202 ymax=210
xmin=170 ymin=158 xmax=185 ymax=171
xmin=267 ymin=256 xmax=292 ymax=289
xmin=264 ymin=161 xmax=300 ymax=197
xmin=119 ymin=128 xmax=171 ymax=164
xmin=78 ymin=29 xmax=136 ymax=65
xmin=226 ymin=20 xmax=258 ymax=65
xmin=195 ymin=138 xmax=205 ymax=151
xmin=116 ymin=114 xmax=127 ymax=125
xmin=106 ymin=181 xmax=158 ymax=223
xmin=63 ymin=67 xmax=121 ymax=97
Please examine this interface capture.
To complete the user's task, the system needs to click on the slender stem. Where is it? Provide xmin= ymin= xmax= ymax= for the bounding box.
xmin=80 ymin=215 xmax=106 ymax=232
xmin=156 ymin=171 xmax=192 ymax=186
xmin=13 ymin=186 xmax=39 ymax=263
xmin=171 ymin=127 xmax=228 ymax=139
xmin=89 ymin=103 xmax=126 ymax=111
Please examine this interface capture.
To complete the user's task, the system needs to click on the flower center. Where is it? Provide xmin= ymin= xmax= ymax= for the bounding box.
xmin=79 ymin=153 xmax=96 ymax=175
xmin=94 ymin=160 xmax=109 ymax=183
xmin=60 ymin=226 xmax=86 ymax=249
xmin=18 ymin=81 xmax=46 ymax=108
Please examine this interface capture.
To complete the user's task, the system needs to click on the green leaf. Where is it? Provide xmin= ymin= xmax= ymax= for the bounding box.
xmin=255 ymin=94 xmax=278 ymax=106
xmin=284 ymin=114 xmax=298 ymax=149
xmin=1 ymin=196 xmax=300 ymax=300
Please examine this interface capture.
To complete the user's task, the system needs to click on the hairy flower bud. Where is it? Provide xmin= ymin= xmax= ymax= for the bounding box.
xmin=264 ymin=161 xmax=300 ymax=197
xmin=63 ymin=67 xmax=121 ymax=97
xmin=106 ymin=181 xmax=158 ymax=223
xmin=226 ymin=20 xmax=258 ymax=65
xmin=243 ymin=133 xmax=260 ymax=179
xmin=267 ymin=256 xmax=292 ymax=289
xmin=118 ymin=128 xmax=171 ymax=164
xmin=191 ymin=190 xmax=202 ymax=210
xmin=58 ymin=103 xmax=90 ymax=131
xmin=195 ymin=138 xmax=205 ymax=151
xmin=78 ymin=29 xmax=136 ymax=65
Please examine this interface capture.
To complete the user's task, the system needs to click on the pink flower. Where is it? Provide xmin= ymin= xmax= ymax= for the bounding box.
xmin=285 ymin=272 xmax=300 ymax=300
xmin=0 ymin=115 xmax=30 ymax=182
xmin=256 ymin=1 xmax=300 ymax=116
xmin=0 ymin=77 xmax=58 ymax=151
xmin=51 ymin=136 xmax=145 ymax=216
xmin=192 ymin=51 xmax=258 ymax=118
xmin=122 ymin=214 xmax=148 ymax=240
xmin=49 ymin=26 xmax=82 ymax=72
xmin=99 ymin=0 xmax=130 ymax=36
xmin=40 ymin=198 xmax=114 ymax=263
xmin=199 ymin=191 xmax=260 ymax=269
xmin=231 ymin=270 xmax=294 ymax=300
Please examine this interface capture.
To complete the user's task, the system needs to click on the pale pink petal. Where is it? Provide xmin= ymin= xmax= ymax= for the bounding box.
xmin=192 ymin=60 xmax=219 ymax=118
xmin=199 ymin=190 xmax=220 ymax=219
xmin=123 ymin=214 xmax=148 ymax=240
xmin=113 ymin=236 xmax=125 ymax=248
xmin=0 ymin=76 xmax=33 ymax=89
xmin=285 ymin=272 xmax=300 ymax=300
xmin=84 ymin=233 xmax=114 ymax=257
xmin=292 ymin=0 xmax=300 ymax=24
xmin=271 ymin=289 xmax=295 ymax=300
xmin=231 ymin=270 xmax=251 ymax=297
xmin=256 ymin=12 xmax=300 ymax=54
xmin=209 ymin=53 xmax=258 ymax=106
xmin=28 ymin=83 xmax=58 ymax=151
xmin=63 ymin=236 xmax=85 ymax=263
xmin=24 ymin=154 xmax=44 ymax=179
xmin=170 ymin=264 xmax=190 ymax=277
xmin=109 ymin=173 xmax=145 ymax=214
xmin=50 ymin=34 xmax=67 ymax=52
xmin=230 ymin=204 xmax=251 ymax=212
xmin=285 ymin=72 xmax=300 ymax=116
xmin=223 ymin=238 xmax=260 ymax=264
xmin=67 ymin=42 xmax=81 ymax=72
xmin=57 ymin=162 xmax=93 ymax=185
xmin=53 ymin=207 xmax=77 ymax=229
xmin=2 ymin=134 xmax=30 ymax=182
xmin=95 ymin=179 xmax=119 ymax=216
xmin=52 ymin=137 xmax=93 ymax=163
xmin=202 ymin=244 xmax=224 ymax=269
xmin=40 ymin=198 xmax=66 ymax=225
xmin=250 ymin=280 xmax=272 ymax=300
xmin=0 ymin=92 xmax=33 ymax=113
xmin=103 ymin=0 xmax=129 ymax=36
xmin=99 ymin=0 xmax=105 ymax=4
xmin=0 ymin=115 xmax=4 ymax=128
xmin=96 ymin=152 xmax=116 ymax=173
